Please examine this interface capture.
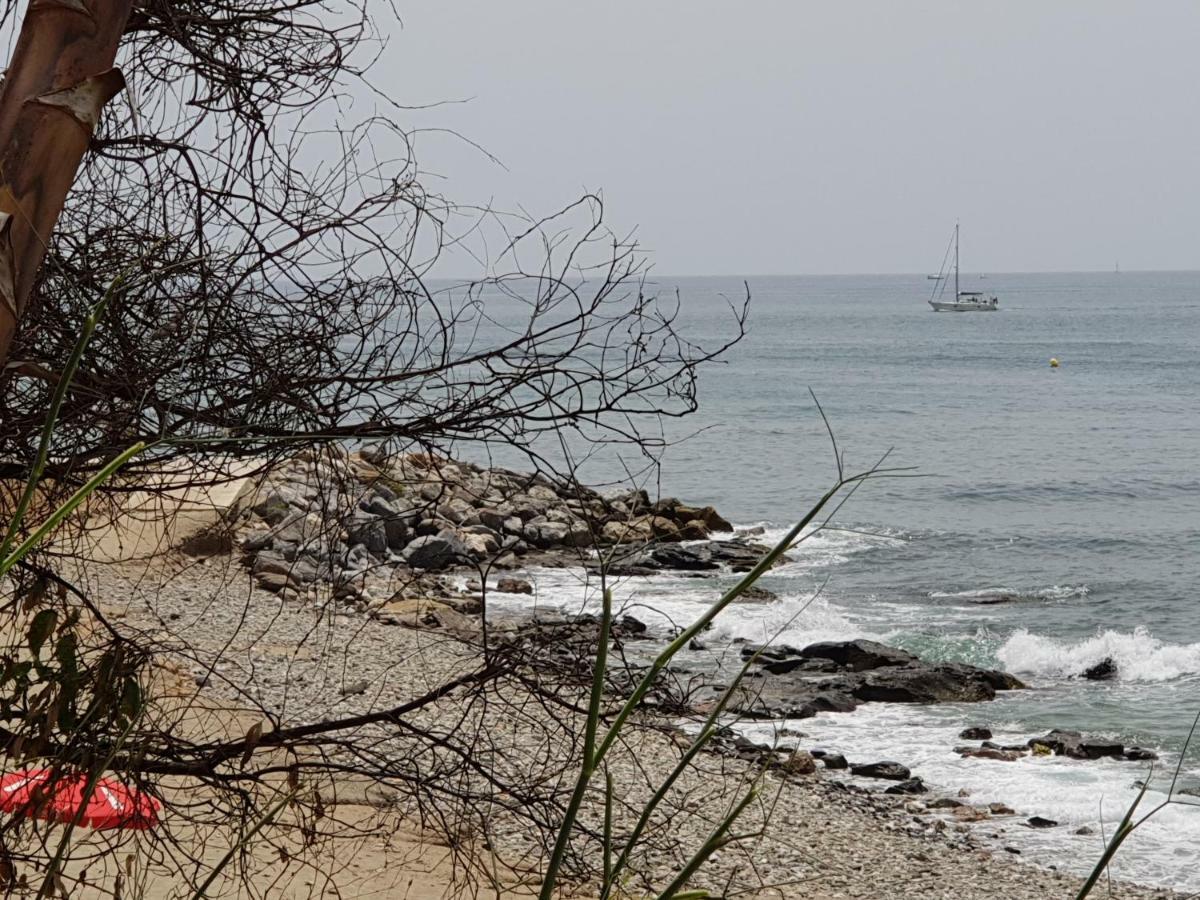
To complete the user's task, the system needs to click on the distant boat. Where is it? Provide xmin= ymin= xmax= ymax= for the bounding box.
xmin=928 ymin=223 xmax=999 ymax=312
xmin=926 ymin=273 xmax=946 ymax=280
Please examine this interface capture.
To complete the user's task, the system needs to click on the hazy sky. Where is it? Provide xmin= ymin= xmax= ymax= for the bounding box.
xmin=392 ymin=2 xmax=1200 ymax=275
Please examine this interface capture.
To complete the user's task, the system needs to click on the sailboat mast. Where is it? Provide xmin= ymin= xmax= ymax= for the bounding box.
xmin=954 ymin=221 xmax=959 ymax=298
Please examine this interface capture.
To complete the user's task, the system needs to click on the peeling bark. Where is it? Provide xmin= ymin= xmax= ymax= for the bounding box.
xmin=0 ymin=0 xmax=133 ymax=370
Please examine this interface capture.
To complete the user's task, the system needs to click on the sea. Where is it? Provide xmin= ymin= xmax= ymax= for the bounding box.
xmin=474 ymin=271 xmax=1200 ymax=889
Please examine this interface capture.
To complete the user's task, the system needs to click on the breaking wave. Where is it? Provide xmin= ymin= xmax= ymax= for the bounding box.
xmin=997 ymin=626 xmax=1200 ymax=682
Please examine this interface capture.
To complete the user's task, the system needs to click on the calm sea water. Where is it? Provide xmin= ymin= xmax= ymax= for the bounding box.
xmin=479 ymin=271 xmax=1200 ymax=887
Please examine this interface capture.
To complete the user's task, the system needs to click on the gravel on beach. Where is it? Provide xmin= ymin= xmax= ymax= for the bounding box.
xmin=83 ymin=555 xmax=1181 ymax=900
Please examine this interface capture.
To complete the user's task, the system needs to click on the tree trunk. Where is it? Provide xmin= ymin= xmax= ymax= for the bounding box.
xmin=0 ymin=0 xmax=132 ymax=371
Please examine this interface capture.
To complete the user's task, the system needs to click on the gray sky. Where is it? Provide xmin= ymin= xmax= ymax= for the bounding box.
xmin=392 ymin=2 xmax=1200 ymax=275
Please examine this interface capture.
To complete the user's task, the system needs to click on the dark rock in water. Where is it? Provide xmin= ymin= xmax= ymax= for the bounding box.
xmin=885 ymin=777 xmax=928 ymax=795
xmin=821 ymin=752 xmax=849 ymax=770
xmin=988 ymin=802 xmax=1016 ymax=815
xmin=737 ymin=585 xmax=778 ymax=603
xmin=850 ymin=761 xmax=910 ymax=781
xmin=957 ymin=746 xmax=1022 ymax=761
xmin=1027 ymin=729 xmax=1082 ymax=756
xmin=1025 ymin=816 xmax=1059 ymax=829
xmin=1074 ymin=825 xmax=1095 ymax=835
xmin=1125 ymin=747 xmax=1159 ymax=761
xmin=617 ymin=614 xmax=648 ymax=636
xmin=1075 ymin=741 xmax=1124 ymax=760
xmin=960 ymin=726 xmax=992 ymax=740
xmin=799 ymin=639 xmax=918 ymax=671
xmin=1082 ymin=657 xmax=1118 ymax=681
xmin=852 ymin=662 xmax=1017 ymax=704
xmin=740 ymin=643 xmax=805 ymax=663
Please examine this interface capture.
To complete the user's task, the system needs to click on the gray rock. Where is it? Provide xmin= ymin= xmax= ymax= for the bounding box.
xmin=850 ymin=761 xmax=910 ymax=781
xmin=885 ymin=777 xmax=927 ymax=795
xmin=1025 ymin=816 xmax=1059 ymax=829
xmin=820 ymin=752 xmax=848 ymax=770
xmin=1125 ymin=747 xmax=1158 ymax=761
xmin=348 ymin=518 xmax=388 ymax=556
xmin=252 ymin=489 xmax=299 ymax=525
xmin=255 ymin=571 xmax=299 ymax=593
xmin=403 ymin=534 xmax=467 ymax=570
xmin=799 ymin=639 xmax=918 ymax=671
xmin=1027 ymin=729 xmax=1083 ymax=756
xmin=959 ymin=726 xmax=992 ymax=740
xmin=241 ymin=528 xmax=273 ymax=552
xmin=252 ymin=553 xmax=297 ymax=578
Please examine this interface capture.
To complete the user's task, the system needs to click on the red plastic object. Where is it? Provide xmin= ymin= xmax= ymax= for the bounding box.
xmin=0 ymin=768 xmax=161 ymax=830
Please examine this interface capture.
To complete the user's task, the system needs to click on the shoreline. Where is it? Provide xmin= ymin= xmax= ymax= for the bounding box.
xmin=67 ymin=449 xmax=1188 ymax=895
xmin=87 ymin=551 xmax=1183 ymax=899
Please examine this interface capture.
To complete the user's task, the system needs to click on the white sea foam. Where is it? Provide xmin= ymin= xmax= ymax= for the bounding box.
xmin=998 ymin=626 xmax=1200 ymax=682
xmin=737 ymin=701 xmax=1200 ymax=890
xmin=928 ymin=584 xmax=1090 ymax=602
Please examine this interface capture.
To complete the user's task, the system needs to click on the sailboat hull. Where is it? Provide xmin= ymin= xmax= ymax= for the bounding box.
xmin=929 ymin=299 xmax=998 ymax=312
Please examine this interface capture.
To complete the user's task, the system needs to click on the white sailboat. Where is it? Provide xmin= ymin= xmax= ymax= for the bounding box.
xmin=928 ymin=223 xmax=998 ymax=312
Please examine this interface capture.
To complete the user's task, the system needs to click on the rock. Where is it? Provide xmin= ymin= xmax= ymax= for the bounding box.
xmin=781 ymin=750 xmax=817 ymax=776
xmin=251 ymin=489 xmax=297 ymax=525
xmin=1025 ymin=816 xmax=1059 ymax=829
xmin=495 ymin=577 xmax=534 ymax=595
xmin=688 ymin=505 xmax=733 ymax=533
xmin=403 ymin=534 xmax=467 ymax=570
xmin=1027 ymin=729 xmax=1082 ymax=756
xmin=735 ymin=585 xmax=778 ymax=603
xmin=677 ymin=520 xmax=710 ymax=541
xmin=347 ymin=518 xmax=388 ymax=556
xmin=799 ymin=640 xmax=918 ymax=671
xmin=1075 ymin=825 xmax=1095 ymax=835
xmin=885 ymin=778 xmax=928 ymax=795
xmin=820 ymin=752 xmax=848 ymax=770
xmin=252 ymin=553 xmax=298 ymax=579
xmin=617 ymin=614 xmax=648 ymax=636
xmin=339 ymin=680 xmax=370 ymax=697
xmin=927 ymin=797 xmax=965 ymax=810
xmin=956 ymin=747 xmax=1022 ymax=762
xmin=959 ymin=726 xmax=992 ymax=740
xmin=374 ymin=597 xmax=475 ymax=633
xmin=852 ymin=662 xmax=1018 ymax=704
xmin=601 ymin=519 xmax=653 ymax=545
xmin=1125 ymin=747 xmax=1158 ymax=761
xmin=1075 ymin=741 xmax=1124 ymax=760
xmin=255 ymin=571 xmax=299 ymax=593
xmin=952 ymin=805 xmax=989 ymax=822
xmin=988 ymin=802 xmax=1016 ymax=815
xmin=241 ymin=528 xmax=274 ymax=552
xmin=528 ymin=521 xmax=569 ymax=549
xmin=1082 ymin=657 xmax=1118 ymax=681
xmin=850 ymin=761 xmax=910 ymax=781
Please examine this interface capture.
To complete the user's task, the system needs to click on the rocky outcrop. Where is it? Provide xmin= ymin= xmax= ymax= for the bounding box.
xmin=230 ymin=449 xmax=741 ymax=611
xmin=732 ymin=639 xmax=1025 ymax=720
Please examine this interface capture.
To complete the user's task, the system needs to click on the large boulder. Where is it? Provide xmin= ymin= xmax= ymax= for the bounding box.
xmin=852 ymin=662 xmax=1016 ymax=704
xmin=799 ymin=640 xmax=918 ymax=671
xmin=403 ymin=534 xmax=468 ymax=570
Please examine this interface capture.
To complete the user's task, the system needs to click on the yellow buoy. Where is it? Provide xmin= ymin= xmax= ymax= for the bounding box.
xmin=1049 ymin=358 xmax=1059 ymax=368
